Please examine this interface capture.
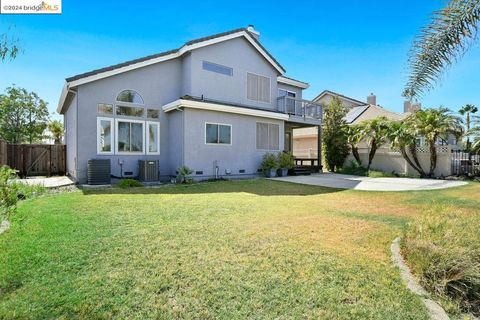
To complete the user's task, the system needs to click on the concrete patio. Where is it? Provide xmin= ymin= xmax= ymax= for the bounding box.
xmin=271 ymin=173 xmax=467 ymax=191
xmin=17 ymin=176 xmax=75 ymax=188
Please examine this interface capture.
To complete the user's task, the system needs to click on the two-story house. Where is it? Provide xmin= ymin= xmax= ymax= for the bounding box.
xmin=57 ymin=26 xmax=322 ymax=183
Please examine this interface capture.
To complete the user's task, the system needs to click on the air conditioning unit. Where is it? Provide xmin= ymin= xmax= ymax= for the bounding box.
xmin=139 ymin=160 xmax=159 ymax=182
xmin=87 ymin=159 xmax=111 ymax=185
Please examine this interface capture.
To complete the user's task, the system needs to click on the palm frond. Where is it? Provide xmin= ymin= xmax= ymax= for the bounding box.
xmin=404 ymin=0 xmax=480 ymax=98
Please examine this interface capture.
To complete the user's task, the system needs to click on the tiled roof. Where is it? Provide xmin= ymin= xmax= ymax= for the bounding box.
xmin=313 ymin=90 xmax=366 ymax=105
xmin=66 ymin=27 xmax=285 ymax=83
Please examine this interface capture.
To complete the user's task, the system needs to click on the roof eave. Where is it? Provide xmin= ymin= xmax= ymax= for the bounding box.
xmin=64 ymin=29 xmax=285 ymax=88
xmin=277 ymin=76 xmax=309 ymax=89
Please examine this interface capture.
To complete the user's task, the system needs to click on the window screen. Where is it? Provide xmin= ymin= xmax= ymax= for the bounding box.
xmin=256 ymin=122 xmax=279 ymax=150
xmin=247 ymin=73 xmax=270 ymax=103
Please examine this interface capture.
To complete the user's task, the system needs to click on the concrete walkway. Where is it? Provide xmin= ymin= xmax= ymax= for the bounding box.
xmin=17 ymin=176 xmax=75 ymax=188
xmin=271 ymin=173 xmax=467 ymax=191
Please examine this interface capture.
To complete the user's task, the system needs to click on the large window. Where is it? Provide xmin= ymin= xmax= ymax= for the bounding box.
xmin=205 ymin=123 xmax=232 ymax=145
xmin=247 ymin=72 xmax=270 ymax=103
xmin=96 ymin=90 xmax=161 ymax=155
xmin=146 ymin=122 xmax=160 ymax=155
xmin=256 ymin=122 xmax=279 ymax=150
xmin=116 ymin=119 xmax=145 ymax=154
xmin=97 ymin=117 xmax=114 ymax=154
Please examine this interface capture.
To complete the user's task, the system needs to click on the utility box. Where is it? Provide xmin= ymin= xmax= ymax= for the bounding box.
xmin=87 ymin=159 xmax=111 ymax=185
xmin=139 ymin=160 xmax=159 ymax=182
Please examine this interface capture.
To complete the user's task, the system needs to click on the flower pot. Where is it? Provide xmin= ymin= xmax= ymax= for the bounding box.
xmin=264 ymin=168 xmax=277 ymax=177
xmin=277 ymin=168 xmax=289 ymax=177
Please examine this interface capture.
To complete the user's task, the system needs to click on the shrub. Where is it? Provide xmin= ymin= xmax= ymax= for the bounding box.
xmin=261 ymin=153 xmax=278 ymax=171
xmin=402 ymin=208 xmax=480 ymax=316
xmin=0 ymin=166 xmax=19 ymax=220
xmin=177 ymin=166 xmax=193 ymax=184
xmin=117 ymin=179 xmax=143 ymax=188
xmin=278 ymin=152 xmax=295 ymax=169
xmin=338 ymin=161 xmax=368 ymax=176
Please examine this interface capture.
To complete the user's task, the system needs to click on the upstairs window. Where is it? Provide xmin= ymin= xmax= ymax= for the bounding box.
xmin=116 ymin=105 xmax=144 ymax=117
xmin=202 ymin=61 xmax=233 ymax=76
xmin=116 ymin=90 xmax=144 ymax=104
xmin=247 ymin=72 xmax=270 ymax=103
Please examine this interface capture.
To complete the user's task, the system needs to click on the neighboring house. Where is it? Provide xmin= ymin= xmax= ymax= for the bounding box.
xmin=293 ymin=90 xmax=408 ymax=157
xmin=292 ymin=90 xmax=459 ymax=159
xmin=57 ymin=26 xmax=322 ymax=183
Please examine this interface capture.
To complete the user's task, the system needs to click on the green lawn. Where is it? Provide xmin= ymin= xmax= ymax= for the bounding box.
xmin=1 ymin=179 xmax=478 ymax=319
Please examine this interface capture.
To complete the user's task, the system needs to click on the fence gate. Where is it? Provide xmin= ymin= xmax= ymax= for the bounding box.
xmin=5 ymin=144 xmax=66 ymax=177
xmin=451 ymin=150 xmax=480 ymax=176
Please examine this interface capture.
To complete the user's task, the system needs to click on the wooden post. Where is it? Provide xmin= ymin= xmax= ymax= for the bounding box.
xmin=48 ymin=145 xmax=52 ymax=177
xmin=22 ymin=146 xmax=27 ymax=177
xmin=317 ymin=125 xmax=322 ymax=172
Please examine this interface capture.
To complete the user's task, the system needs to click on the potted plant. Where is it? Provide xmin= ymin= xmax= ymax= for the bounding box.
xmin=277 ymin=152 xmax=295 ymax=177
xmin=261 ymin=153 xmax=278 ymax=177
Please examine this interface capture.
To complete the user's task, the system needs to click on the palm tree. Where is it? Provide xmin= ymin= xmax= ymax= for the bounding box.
xmin=346 ymin=125 xmax=363 ymax=166
xmin=409 ymin=108 xmax=463 ymax=177
xmin=471 ymin=127 xmax=480 ymax=152
xmin=357 ymin=116 xmax=390 ymax=171
xmin=404 ymin=0 xmax=480 ymax=98
xmin=386 ymin=120 xmax=427 ymax=177
xmin=47 ymin=120 xmax=64 ymax=144
xmin=459 ymin=104 xmax=478 ymax=151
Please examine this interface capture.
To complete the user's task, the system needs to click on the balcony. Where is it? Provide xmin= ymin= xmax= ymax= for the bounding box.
xmin=276 ymin=96 xmax=322 ymax=124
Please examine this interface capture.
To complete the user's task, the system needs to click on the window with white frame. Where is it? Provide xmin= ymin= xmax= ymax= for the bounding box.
xmin=97 ymin=117 xmax=114 ymax=154
xmin=247 ymin=72 xmax=270 ymax=103
xmin=146 ymin=122 xmax=160 ymax=155
xmin=205 ymin=123 xmax=231 ymax=145
xmin=116 ymin=119 xmax=145 ymax=154
xmin=256 ymin=122 xmax=279 ymax=150
xmin=95 ymin=90 xmax=161 ymax=155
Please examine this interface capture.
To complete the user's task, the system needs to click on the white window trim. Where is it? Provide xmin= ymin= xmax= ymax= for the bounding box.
xmin=97 ymin=117 xmax=114 ymax=155
xmin=146 ymin=121 xmax=160 ymax=155
xmin=255 ymin=121 xmax=280 ymax=151
xmin=115 ymin=118 xmax=145 ymax=155
xmin=204 ymin=122 xmax=232 ymax=146
xmin=246 ymin=71 xmax=272 ymax=104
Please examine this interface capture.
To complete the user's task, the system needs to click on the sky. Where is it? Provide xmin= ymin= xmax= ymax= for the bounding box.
xmin=1 ymin=0 xmax=480 ymax=120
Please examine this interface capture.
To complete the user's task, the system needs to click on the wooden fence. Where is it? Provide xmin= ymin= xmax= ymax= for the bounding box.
xmin=0 ymin=140 xmax=6 ymax=167
xmin=0 ymin=140 xmax=66 ymax=177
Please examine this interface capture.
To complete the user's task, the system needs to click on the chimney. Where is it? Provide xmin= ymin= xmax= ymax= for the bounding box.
xmin=404 ymin=100 xmax=422 ymax=113
xmin=367 ymin=93 xmax=376 ymax=105
xmin=246 ymin=25 xmax=260 ymax=40
xmin=403 ymin=101 xmax=412 ymax=113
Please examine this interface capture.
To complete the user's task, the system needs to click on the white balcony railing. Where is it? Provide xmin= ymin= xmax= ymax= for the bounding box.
xmin=276 ymin=96 xmax=322 ymax=120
